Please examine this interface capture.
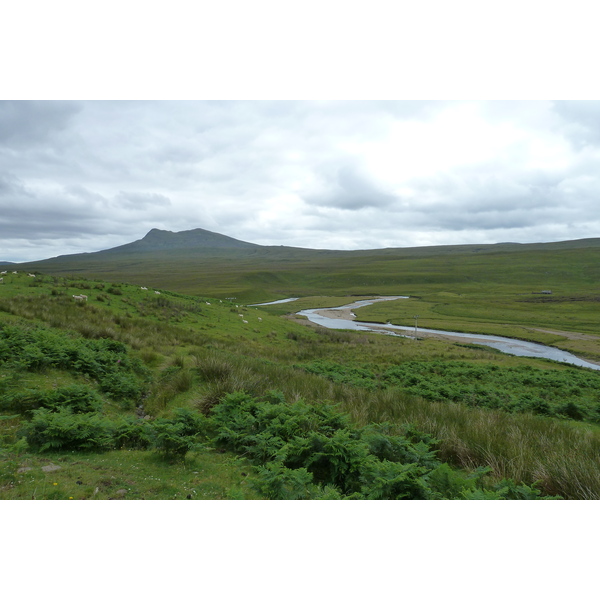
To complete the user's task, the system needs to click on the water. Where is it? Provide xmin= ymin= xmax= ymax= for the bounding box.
xmin=297 ymin=297 xmax=600 ymax=371
xmin=250 ymin=297 xmax=300 ymax=306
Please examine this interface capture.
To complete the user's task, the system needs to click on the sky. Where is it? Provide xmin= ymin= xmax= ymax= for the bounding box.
xmin=2 ymin=99 xmax=600 ymax=262
xmin=2 ymin=3 xmax=600 ymax=263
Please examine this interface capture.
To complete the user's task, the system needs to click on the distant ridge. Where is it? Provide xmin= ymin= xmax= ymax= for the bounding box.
xmin=98 ymin=227 xmax=260 ymax=254
xmin=17 ymin=227 xmax=600 ymax=276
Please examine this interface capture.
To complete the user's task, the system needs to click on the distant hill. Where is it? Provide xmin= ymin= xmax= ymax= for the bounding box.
xmin=98 ymin=227 xmax=261 ymax=254
xmin=17 ymin=227 xmax=600 ymax=302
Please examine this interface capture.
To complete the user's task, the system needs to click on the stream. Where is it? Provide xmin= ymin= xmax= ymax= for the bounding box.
xmin=279 ymin=296 xmax=600 ymax=371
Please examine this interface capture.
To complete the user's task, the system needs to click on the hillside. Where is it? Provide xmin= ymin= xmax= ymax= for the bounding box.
xmin=98 ymin=227 xmax=261 ymax=254
xmin=3 ymin=271 xmax=597 ymax=499
xmin=18 ymin=228 xmax=600 ymax=306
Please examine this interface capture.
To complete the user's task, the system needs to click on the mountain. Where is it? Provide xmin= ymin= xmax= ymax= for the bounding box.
xmin=97 ymin=227 xmax=261 ymax=254
xmin=17 ymin=227 xmax=600 ymax=303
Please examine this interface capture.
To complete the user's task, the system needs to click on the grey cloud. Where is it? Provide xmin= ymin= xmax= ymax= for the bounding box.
xmin=3 ymin=100 xmax=600 ymax=261
xmin=0 ymin=175 xmax=173 ymax=249
xmin=303 ymin=164 xmax=399 ymax=211
xmin=417 ymin=207 xmax=562 ymax=232
xmin=0 ymin=101 xmax=82 ymax=147
xmin=116 ymin=191 xmax=172 ymax=209
xmin=552 ymin=101 xmax=600 ymax=147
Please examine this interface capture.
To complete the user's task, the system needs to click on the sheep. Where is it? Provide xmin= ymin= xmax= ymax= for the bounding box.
xmin=155 ymin=291 xmax=161 ymax=295
xmin=28 ymin=273 xmax=36 ymax=278
xmin=141 ymin=286 xmax=148 ymax=290
xmin=0 ymin=278 xmax=3 ymax=283
xmin=12 ymin=271 xmax=17 ymax=274
xmin=72 ymin=295 xmax=86 ymax=302
xmin=258 ymin=317 xmax=262 ymax=322
xmin=242 ymin=320 xmax=248 ymax=324
xmin=238 ymin=314 xmax=244 ymax=318
xmin=0 ymin=271 xmax=6 ymax=275
xmin=206 ymin=302 xmax=211 ymax=305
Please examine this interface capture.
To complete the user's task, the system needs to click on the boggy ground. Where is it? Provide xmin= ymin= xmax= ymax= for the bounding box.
xmin=2 ymin=276 xmax=600 ymax=499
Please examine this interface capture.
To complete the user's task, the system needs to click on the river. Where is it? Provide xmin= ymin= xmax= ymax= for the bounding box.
xmin=290 ymin=296 xmax=600 ymax=371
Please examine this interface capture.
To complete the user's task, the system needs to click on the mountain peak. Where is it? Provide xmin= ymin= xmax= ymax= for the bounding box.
xmin=144 ymin=228 xmax=171 ymax=237
xmin=102 ymin=227 xmax=260 ymax=254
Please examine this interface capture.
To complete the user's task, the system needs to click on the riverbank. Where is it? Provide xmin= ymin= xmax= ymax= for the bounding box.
xmin=302 ymin=298 xmax=600 ymax=370
xmin=312 ymin=307 xmax=600 ymax=361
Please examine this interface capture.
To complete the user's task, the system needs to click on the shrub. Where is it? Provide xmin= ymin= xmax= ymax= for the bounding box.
xmin=147 ymin=421 xmax=192 ymax=457
xmin=99 ymin=372 xmax=145 ymax=408
xmin=208 ymin=392 xmax=434 ymax=499
xmin=2 ymin=385 xmax=103 ymax=415
xmin=207 ymin=391 xmax=559 ymax=500
xmin=113 ymin=416 xmax=152 ymax=449
xmin=250 ymin=462 xmax=338 ymax=500
xmin=555 ymin=401 xmax=587 ymax=421
xmin=359 ymin=422 xmax=439 ymax=468
xmin=23 ymin=408 xmax=115 ymax=452
xmin=147 ymin=408 xmax=209 ymax=458
xmin=359 ymin=459 xmax=429 ymax=500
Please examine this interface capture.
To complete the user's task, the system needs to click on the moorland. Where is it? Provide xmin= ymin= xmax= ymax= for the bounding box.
xmin=1 ymin=228 xmax=600 ymax=499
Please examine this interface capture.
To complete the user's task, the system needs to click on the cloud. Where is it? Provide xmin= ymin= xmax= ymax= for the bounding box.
xmin=2 ymin=100 xmax=600 ymax=262
xmin=551 ymin=101 xmax=600 ymax=148
xmin=0 ymin=101 xmax=82 ymax=147
xmin=116 ymin=191 xmax=172 ymax=209
xmin=303 ymin=162 xmax=399 ymax=211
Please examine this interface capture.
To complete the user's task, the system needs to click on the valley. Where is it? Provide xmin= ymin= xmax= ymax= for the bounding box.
xmin=2 ymin=229 xmax=600 ymax=499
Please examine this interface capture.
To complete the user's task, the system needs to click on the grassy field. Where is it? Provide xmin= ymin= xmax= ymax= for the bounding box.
xmin=1 ymin=263 xmax=600 ymax=499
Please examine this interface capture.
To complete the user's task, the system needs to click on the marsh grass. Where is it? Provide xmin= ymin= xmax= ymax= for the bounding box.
xmin=3 ymin=273 xmax=600 ymax=499
xmin=340 ymin=388 xmax=600 ymax=499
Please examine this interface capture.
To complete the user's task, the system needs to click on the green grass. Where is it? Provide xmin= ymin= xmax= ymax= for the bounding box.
xmin=15 ymin=236 xmax=600 ymax=361
xmin=0 ymin=449 xmax=259 ymax=500
xmin=1 ymin=268 xmax=600 ymax=499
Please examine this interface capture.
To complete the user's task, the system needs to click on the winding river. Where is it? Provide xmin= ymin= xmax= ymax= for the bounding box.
xmin=255 ymin=296 xmax=600 ymax=371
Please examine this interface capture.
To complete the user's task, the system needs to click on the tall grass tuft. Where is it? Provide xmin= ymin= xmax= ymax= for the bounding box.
xmin=340 ymin=389 xmax=600 ymax=499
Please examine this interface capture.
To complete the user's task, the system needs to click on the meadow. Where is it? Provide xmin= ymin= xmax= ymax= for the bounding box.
xmin=1 ymin=260 xmax=599 ymax=499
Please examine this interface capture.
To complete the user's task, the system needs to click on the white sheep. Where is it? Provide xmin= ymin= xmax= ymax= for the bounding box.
xmin=258 ymin=317 xmax=262 ymax=322
xmin=155 ymin=291 xmax=161 ymax=295
xmin=206 ymin=302 xmax=211 ymax=305
xmin=141 ymin=286 xmax=148 ymax=290
xmin=238 ymin=314 xmax=244 ymax=318
xmin=242 ymin=320 xmax=248 ymax=324
xmin=1 ymin=271 xmax=6 ymax=275
xmin=72 ymin=295 xmax=86 ymax=302
xmin=28 ymin=273 xmax=36 ymax=278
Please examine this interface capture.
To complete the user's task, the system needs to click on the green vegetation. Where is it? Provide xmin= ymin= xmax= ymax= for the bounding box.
xmin=1 ymin=257 xmax=600 ymax=500
xmin=299 ymin=359 xmax=600 ymax=423
xmin=207 ymin=391 xmax=556 ymax=499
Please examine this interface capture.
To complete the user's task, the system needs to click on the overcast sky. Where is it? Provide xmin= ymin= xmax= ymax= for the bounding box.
xmin=2 ymin=99 xmax=600 ymax=262
xmin=3 ymin=2 xmax=600 ymax=263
